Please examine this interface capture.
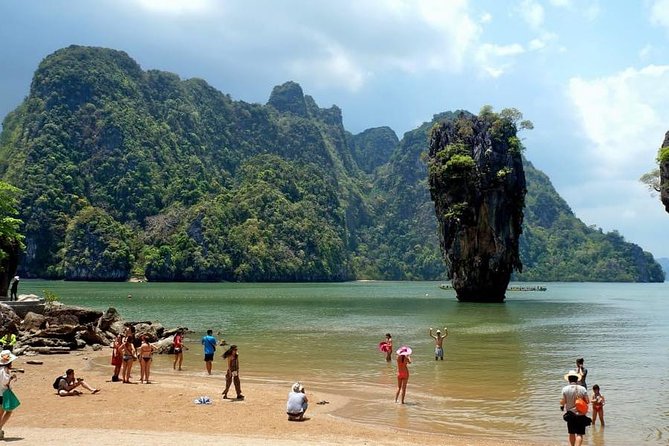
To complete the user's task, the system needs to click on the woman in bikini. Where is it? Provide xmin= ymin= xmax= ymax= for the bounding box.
xmin=173 ymin=329 xmax=184 ymax=371
xmin=394 ymin=346 xmax=412 ymax=404
xmin=120 ymin=335 xmax=136 ymax=383
xmin=222 ymin=345 xmax=243 ymax=400
xmin=138 ymin=336 xmax=156 ymax=384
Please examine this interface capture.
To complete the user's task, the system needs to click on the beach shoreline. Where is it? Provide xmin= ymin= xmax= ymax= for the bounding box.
xmin=5 ymin=348 xmax=554 ymax=446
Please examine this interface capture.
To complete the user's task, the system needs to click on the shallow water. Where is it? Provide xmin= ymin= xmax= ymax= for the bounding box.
xmin=20 ymin=280 xmax=669 ymax=445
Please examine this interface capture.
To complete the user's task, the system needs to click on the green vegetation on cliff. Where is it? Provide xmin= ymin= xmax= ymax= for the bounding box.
xmin=0 ymin=45 xmax=663 ymax=282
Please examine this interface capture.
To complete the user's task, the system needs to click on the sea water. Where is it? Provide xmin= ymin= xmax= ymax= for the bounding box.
xmin=19 ymin=280 xmax=669 ymax=445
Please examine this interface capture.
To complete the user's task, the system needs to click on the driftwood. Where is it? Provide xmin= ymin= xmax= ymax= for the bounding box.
xmin=27 ymin=346 xmax=72 ymax=354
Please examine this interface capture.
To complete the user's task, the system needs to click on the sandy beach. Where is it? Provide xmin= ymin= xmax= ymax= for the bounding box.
xmin=1 ymin=349 xmax=555 ymax=446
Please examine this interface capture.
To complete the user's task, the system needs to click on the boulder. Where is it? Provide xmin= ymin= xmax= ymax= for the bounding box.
xmin=0 ymin=304 xmax=20 ymax=333
xmin=45 ymin=306 xmax=103 ymax=325
xmin=98 ymin=307 xmax=122 ymax=331
xmin=21 ymin=311 xmax=47 ymax=332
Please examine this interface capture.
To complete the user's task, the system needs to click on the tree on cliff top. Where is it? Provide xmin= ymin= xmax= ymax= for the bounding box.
xmin=428 ymin=107 xmax=530 ymax=302
xmin=0 ymin=181 xmax=24 ymax=296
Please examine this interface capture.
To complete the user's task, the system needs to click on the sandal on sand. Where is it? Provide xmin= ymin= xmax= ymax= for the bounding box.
xmin=92 ymin=389 xmax=100 ymax=394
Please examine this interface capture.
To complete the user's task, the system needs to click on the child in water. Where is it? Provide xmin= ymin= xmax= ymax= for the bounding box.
xmin=591 ymin=384 xmax=605 ymax=426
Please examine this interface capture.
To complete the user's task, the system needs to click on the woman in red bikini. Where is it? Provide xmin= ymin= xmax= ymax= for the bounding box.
xmin=394 ymin=346 xmax=412 ymax=404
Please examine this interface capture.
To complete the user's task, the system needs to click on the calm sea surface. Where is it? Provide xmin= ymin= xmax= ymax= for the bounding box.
xmin=19 ymin=280 xmax=669 ymax=445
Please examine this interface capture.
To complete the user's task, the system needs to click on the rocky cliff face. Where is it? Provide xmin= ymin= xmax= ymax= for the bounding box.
xmin=428 ymin=112 xmax=526 ymax=302
xmin=661 ymin=132 xmax=669 ymax=213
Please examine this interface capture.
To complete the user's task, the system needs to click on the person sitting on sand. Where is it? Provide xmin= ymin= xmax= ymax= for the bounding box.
xmin=286 ymin=382 xmax=309 ymax=421
xmin=57 ymin=369 xmax=99 ymax=396
xmin=429 ymin=327 xmax=448 ymax=360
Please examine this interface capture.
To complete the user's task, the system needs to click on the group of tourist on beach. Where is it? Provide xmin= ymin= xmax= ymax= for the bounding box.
xmin=378 ymin=327 xmax=449 ymax=404
xmin=109 ymin=325 xmax=160 ymax=384
xmin=560 ymin=357 xmax=606 ymax=446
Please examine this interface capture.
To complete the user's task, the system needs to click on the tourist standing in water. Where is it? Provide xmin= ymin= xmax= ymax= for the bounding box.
xmin=381 ymin=333 xmax=392 ymax=362
xmin=394 ymin=345 xmax=412 ymax=404
xmin=560 ymin=369 xmax=590 ymax=446
xmin=201 ymin=329 xmax=217 ymax=375
xmin=429 ymin=327 xmax=448 ymax=360
xmin=591 ymin=384 xmax=605 ymax=426
xmin=576 ymin=358 xmax=588 ymax=389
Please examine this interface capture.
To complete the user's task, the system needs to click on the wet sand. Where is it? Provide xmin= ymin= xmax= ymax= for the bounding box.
xmin=5 ymin=349 xmax=554 ymax=445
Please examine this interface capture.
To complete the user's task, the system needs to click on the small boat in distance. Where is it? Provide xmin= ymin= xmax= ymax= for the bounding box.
xmin=439 ymin=284 xmax=547 ymax=292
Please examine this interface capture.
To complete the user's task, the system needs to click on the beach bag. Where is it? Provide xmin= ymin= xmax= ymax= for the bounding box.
xmin=52 ymin=375 xmax=65 ymax=390
xmin=2 ymin=388 xmax=20 ymax=411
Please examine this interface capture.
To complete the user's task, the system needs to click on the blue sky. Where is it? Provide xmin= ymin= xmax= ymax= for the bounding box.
xmin=2 ymin=0 xmax=669 ymax=258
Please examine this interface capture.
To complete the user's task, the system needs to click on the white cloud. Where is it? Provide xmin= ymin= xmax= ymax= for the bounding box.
xmin=518 ymin=0 xmax=545 ymax=30
xmin=133 ymin=0 xmax=215 ymax=15
xmin=476 ymin=43 xmax=525 ymax=77
xmin=568 ymin=65 xmax=669 ymax=178
xmin=651 ymin=0 xmax=669 ymax=28
xmin=548 ymin=0 xmax=572 ymax=6
xmin=639 ymin=44 xmax=654 ymax=61
xmin=288 ymin=41 xmax=369 ymax=92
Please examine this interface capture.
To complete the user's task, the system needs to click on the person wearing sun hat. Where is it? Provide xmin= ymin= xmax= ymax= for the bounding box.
xmin=394 ymin=346 xmax=412 ymax=404
xmin=0 ymin=349 xmax=20 ymax=440
xmin=286 ymin=382 xmax=309 ymax=421
xmin=560 ymin=369 xmax=590 ymax=446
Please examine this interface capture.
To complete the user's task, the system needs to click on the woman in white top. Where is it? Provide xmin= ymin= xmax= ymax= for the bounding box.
xmin=0 ymin=350 xmax=19 ymax=440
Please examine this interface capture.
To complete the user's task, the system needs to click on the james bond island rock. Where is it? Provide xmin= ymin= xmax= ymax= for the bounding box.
xmin=660 ymin=132 xmax=669 ymax=213
xmin=428 ymin=109 xmax=529 ymax=302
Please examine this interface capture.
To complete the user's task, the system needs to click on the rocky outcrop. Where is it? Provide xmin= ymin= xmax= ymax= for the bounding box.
xmin=428 ymin=111 xmax=526 ymax=302
xmin=8 ymin=303 xmax=186 ymax=355
xmin=660 ymin=132 xmax=669 ymax=213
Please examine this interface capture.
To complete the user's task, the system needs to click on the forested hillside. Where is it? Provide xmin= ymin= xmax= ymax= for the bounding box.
xmin=0 ymin=45 xmax=663 ymax=282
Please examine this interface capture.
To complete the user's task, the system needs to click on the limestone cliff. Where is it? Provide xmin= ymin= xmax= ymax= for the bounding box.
xmin=428 ymin=111 xmax=526 ymax=302
xmin=660 ymin=132 xmax=669 ymax=213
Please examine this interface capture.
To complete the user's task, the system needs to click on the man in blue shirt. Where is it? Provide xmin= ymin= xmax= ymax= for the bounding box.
xmin=201 ymin=329 xmax=217 ymax=375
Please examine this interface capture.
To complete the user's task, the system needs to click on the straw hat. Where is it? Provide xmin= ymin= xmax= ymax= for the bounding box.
xmin=0 ymin=350 xmax=17 ymax=366
xmin=396 ymin=346 xmax=412 ymax=356
xmin=564 ymin=369 xmax=582 ymax=381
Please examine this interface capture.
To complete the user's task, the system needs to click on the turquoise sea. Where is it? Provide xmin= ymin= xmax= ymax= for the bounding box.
xmin=19 ymin=280 xmax=669 ymax=445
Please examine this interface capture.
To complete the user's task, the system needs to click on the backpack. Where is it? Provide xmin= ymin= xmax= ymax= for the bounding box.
xmin=52 ymin=375 xmax=65 ymax=390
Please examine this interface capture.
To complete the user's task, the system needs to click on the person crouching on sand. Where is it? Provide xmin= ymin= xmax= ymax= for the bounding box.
xmin=394 ymin=346 xmax=412 ymax=404
xmin=57 ymin=369 xmax=100 ymax=396
xmin=286 ymin=382 xmax=308 ymax=421
xmin=222 ymin=345 xmax=244 ymax=400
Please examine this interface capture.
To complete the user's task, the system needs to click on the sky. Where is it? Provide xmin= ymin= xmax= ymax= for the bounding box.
xmin=1 ymin=0 xmax=669 ymax=258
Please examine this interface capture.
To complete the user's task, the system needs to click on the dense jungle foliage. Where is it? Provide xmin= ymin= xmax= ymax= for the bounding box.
xmin=0 ymin=45 xmax=664 ymax=282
